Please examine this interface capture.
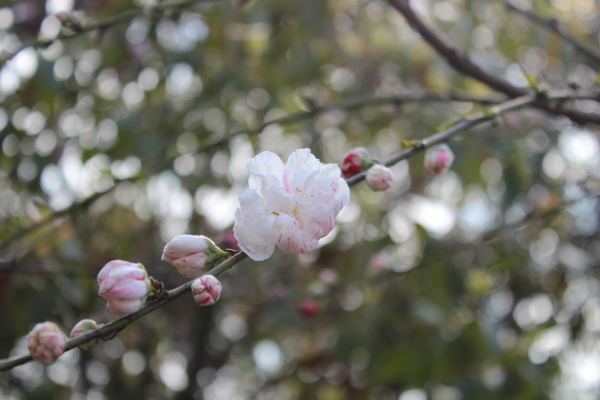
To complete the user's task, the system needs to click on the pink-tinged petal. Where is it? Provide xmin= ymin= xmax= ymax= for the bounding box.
xmin=162 ymin=235 xmax=209 ymax=261
xmin=194 ymin=292 xmax=214 ymax=305
xmin=106 ymin=298 xmax=143 ymax=314
xmin=105 ymin=279 xmax=148 ymax=300
xmin=97 ymin=260 xmax=137 ymax=285
xmin=235 ymin=149 xmax=349 ymax=260
xmin=247 ymin=151 xmax=285 ymax=195
xmin=169 ymin=252 xmax=208 ymax=269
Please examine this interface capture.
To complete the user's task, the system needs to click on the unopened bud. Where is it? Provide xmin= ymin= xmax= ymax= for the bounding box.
xmin=70 ymin=319 xmax=100 ymax=349
xmin=365 ymin=164 xmax=394 ymax=191
xmin=162 ymin=235 xmax=229 ymax=279
xmin=341 ymin=147 xmax=373 ymax=179
xmin=26 ymin=322 xmax=67 ymax=365
xmin=424 ymin=144 xmax=455 ymax=175
xmin=298 ymin=298 xmax=319 ymax=317
xmin=191 ymin=275 xmax=222 ymax=306
xmin=97 ymin=260 xmax=153 ymax=315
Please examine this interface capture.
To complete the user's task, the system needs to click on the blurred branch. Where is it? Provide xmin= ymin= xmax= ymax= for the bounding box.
xmin=386 ymin=0 xmax=600 ymax=126
xmin=1 ymin=89 xmax=597 ymax=372
xmin=347 ymin=89 xmax=600 ymax=186
xmin=219 ymin=91 xmax=508 ymax=140
xmin=0 ymin=92 xmax=504 ymax=253
xmin=146 ymin=91 xmax=510 ymax=174
xmin=483 ymin=190 xmax=600 ymax=243
xmin=0 ymin=0 xmax=222 ymax=67
xmin=503 ymin=0 xmax=600 ymax=66
xmin=2 ymin=90 xmax=597 ymax=257
xmin=0 ymin=187 xmax=115 ymax=254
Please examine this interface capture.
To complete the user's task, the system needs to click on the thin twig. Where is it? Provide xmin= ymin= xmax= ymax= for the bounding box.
xmin=0 ymin=188 xmax=114 ymax=253
xmin=227 ymin=92 xmax=508 ymax=137
xmin=0 ymin=0 xmax=223 ymax=67
xmin=0 ymin=91 xmax=509 ymax=251
xmin=347 ymin=89 xmax=600 ymax=185
xmin=0 ymin=250 xmax=248 ymax=373
xmin=503 ymin=0 xmax=600 ymax=66
xmin=1 ymin=89 xmax=597 ymax=255
xmin=1 ymin=89 xmax=595 ymax=372
xmin=386 ymin=0 xmax=600 ymax=126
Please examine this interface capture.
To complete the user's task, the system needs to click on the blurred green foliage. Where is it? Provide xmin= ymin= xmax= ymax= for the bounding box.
xmin=0 ymin=0 xmax=599 ymax=399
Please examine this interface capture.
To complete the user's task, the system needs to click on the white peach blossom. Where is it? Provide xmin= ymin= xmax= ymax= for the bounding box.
xmin=424 ymin=144 xmax=455 ymax=175
xmin=26 ymin=322 xmax=67 ymax=365
xmin=191 ymin=275 xmax=222 ymax=306
xmin=234 ymin=149 xmax=350 ymax=261
xmin=97 ymin=260 xmax=152 ymax=314
xmin=162 ymin=234 xmax=229 ymax=278
xmin=366 ymin=164 xmax=394 ymax=191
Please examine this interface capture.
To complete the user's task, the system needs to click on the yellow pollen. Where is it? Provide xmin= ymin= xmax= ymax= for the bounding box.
xmin=272 ymin=211 xmax=279 ymax=215
xmin=296 ymin=188 xmax=301 ymax=192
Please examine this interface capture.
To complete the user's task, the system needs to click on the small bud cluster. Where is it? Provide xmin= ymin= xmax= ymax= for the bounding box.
xmin=24 ymin=233 xmax=230 ymax=365
xmin=341 ymin=147 xmax=394 ymax=192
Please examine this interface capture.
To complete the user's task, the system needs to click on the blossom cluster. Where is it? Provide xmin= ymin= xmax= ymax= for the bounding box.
xmin=22 ymin=144 xmax=458 ymax=366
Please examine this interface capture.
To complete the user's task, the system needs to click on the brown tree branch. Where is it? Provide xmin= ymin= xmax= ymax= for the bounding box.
xmin=504 ymin=0 xmax=600 ymax=66
xmin=1 ymin=88 xmax=597 ymax=372
xmin=386 ymin=0 xmax=600 ymax=126
xmin=347 ymin=89 xmax=600 ymax=185
xmin=0 ymin=91 xmax=508 ymax=252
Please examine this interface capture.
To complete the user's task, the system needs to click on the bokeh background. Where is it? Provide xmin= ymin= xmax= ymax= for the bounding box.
xmin=1 ymin=0 xmax=600 ymax=399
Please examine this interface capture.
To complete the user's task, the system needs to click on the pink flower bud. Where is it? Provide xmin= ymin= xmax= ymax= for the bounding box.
xmin=97 ymin=260 xmax=152 ymax=315
xmin=298 ymin=298 xmax=319 ymax=317
xmin=424 ymin=144 xmax=455 ymax=175
xmin=26 ymin=322 xmax=67 ymax=365
xmin=368 ymin=252 xmax=387 ymax=276
xmin=365 ymin=164 xmax=394 ymax=191
xmin=191 ymin=275 xmax=222 ymax=306
xmin=341 ymin=147 xmax=372 ymax=179
xmin=69 ymin=319 xmax=99 ymax=349
xmin=162 ymin=235 xmax=229 ymax=279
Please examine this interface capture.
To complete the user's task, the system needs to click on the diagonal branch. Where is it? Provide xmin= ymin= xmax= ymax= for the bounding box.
xmin=0 ymin=188 xmax=115 ymax=253
xmin=0 ymin=89 xmax=597 ymax=373
xmin=2 ymin=89 xmax=597 ymax=255
xmin=0 ymin=91 xmax=508 ymax=252
xmin=0 ymin=0 xmax=223 ymax=67
xmin=386 ymin=0 xmax=600 ymax=126
xmin=0 ymin=250 xmax=248 ymax=373
xmin=504 ymin=0 xmax=600 ymax=66
xmin=347 ymin=89 xmax=600 ymax=185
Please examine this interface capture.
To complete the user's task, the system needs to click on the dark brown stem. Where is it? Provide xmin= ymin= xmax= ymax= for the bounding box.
xmin=504 ymin=0 xmax=600 ymax=66
xmin=386 ymin=0 xmax=600 ymax=126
